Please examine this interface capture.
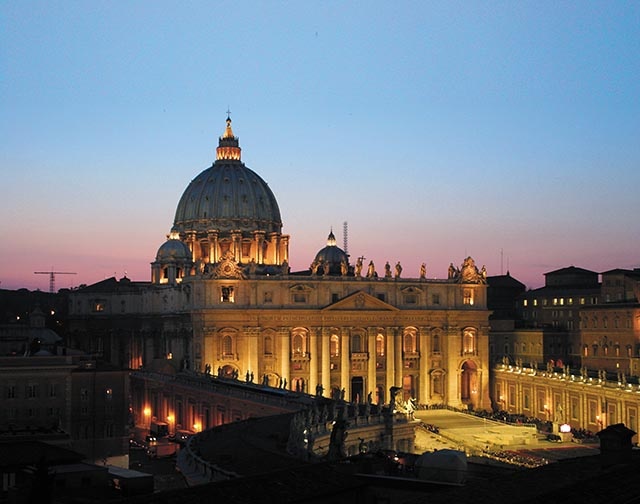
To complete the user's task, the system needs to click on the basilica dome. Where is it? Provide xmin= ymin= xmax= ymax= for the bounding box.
xmin=311 ymin=230 xmax=349 ymax=276
xmin=160 ymin=117 xmax=289 ymax=272
xmin=155 ymin=235 xmax=192 ymax=262
xmin=172 ymin=117 xmax=282 ymax=236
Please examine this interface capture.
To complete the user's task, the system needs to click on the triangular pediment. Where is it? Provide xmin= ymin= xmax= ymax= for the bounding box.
xmin=323 ymin=291 xmax=399 ymax=311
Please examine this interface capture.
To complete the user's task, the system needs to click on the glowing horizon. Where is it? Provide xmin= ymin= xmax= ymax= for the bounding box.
xmin=1 ymin=2 xmax=639 ymax=293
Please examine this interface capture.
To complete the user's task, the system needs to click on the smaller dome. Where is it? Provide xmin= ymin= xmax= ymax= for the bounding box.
xmin=311 ymin=230 xmax=349 ymax=276
xmin=156 ymin=233 xmax=192 ymax=262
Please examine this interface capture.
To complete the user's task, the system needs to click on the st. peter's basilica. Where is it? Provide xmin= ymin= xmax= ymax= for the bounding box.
xmin=67 ymin=117 xmax=490 ymax=410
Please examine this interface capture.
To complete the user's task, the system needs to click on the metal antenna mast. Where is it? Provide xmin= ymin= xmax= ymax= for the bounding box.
xmin=343 ymin=221 xmax=348 ymax=257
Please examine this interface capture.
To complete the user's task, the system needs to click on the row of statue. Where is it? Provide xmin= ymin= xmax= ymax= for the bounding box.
xmin=197 ymin=250 xmax=487 ymax=283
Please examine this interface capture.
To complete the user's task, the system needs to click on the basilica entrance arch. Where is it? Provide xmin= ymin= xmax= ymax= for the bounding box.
xmin=221 ymin=364 xmax=238 ymax=378
xmin=461 ymin=360 xmax=478 ymax=409
xmin=263 ymin=372 xmax=280 ymax=387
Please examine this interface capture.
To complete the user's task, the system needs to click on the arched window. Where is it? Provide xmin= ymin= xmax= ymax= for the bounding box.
xmin=403 ymin=331 xmax=416 ymax=353
xmin=432 ymin=333 xmax=440 ymax=354
xmin=292 ymin=333 xmax=306 ymax=357
xmin=432 ymin=371 xmax=444 ymax=396
xmin=351 ymin=333 xmax=362 ymax=353
xmin=222 ymin=335 xmax=233 ymax=357
xmin=330 ymin=335 xmax=340 ymax=357
xmin=463 ymin=329 xmax=476 ymax=354
xmin=376 ymin=334 xmax=385 ymax=357
xmin=264 ymin=336 xmax=273 ymax=356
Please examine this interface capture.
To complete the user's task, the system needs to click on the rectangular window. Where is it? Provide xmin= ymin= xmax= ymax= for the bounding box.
xmin=6 ymin=385 xmax=16 ymax=399
xmin=463 ymin=289 xmax=474 ymax=305
xmin=588 ymin=401 xmax=597 ymax=423
xmin=293 ymin=293 xmax=307 ymax=303
xmin=80 ymin=388 xmax=89 ymax=401
xmin=26 ymin=384 xmax=38 ymax=399
xmin=49 ymin=384 xmax=58 ymax=398
xmin=571 ymin=398 xmax=579 ymax=420
xmin=377 ymin=293 xmax=386 ymax=302
xmin=432 ymin=293 xmax=440 ymax=305
xmin=523 ymin=299 xmax=528 ymax=307
xmin=221 ymin=286 xmax=235 ymax=303
xmin=404 ymin=294 xmax=417 ymax=304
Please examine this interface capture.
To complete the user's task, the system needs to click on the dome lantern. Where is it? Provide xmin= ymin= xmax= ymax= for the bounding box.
xmin=216 ymin=115 xmax=241 ymax=161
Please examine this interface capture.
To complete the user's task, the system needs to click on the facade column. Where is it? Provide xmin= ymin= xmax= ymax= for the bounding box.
xmin=243 ymin=326 xmax=259 ymax=380
xmin=394 ymin=327 xmax=403 ymax=390
xmin=340 ymin=327 xmax=350 ymax=399
xmin=231 ymin=231 xmax=242 ymax=262
xmin=208 ymin=230 xmax=219 ymax=264
xmin=279 ymin=327 xmax=290 ymax=389
xmin=367 ymin=328 xmax=377 ymax=401
xmin=309 ymin=327 xmax=319 ymax=395
xmin=280 ymin=235 xmax=289 ymax=264
xmin=186 ymin=231 xmax=197 ymax=262
xmin=386 ymin=327 xmax=397 ymax=399
xmin=446 ymin=325 xmax=460 ymax=407
xmin=253 ymin=231 xmax=265 ymax=264
xmin=321 ymin=328 xmax=331 ymax=396
xmin=419 ymin=326 xmax=430 ymax=405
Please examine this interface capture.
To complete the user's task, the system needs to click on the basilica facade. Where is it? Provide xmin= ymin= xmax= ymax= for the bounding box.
xmin=68 ymin=117 xmax=491 ymax=410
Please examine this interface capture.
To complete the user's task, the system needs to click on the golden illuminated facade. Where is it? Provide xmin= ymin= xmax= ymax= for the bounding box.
xmin=69 ymin=117 xmax=492 ymax=410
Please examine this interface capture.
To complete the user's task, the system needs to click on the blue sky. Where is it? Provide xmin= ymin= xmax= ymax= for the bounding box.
xmin=1 ymin=1 xmax=639 ymax=291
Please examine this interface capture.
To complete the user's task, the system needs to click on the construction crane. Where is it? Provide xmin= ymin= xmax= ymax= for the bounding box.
xmin=34 ymin=270 xmax=77 ymax=293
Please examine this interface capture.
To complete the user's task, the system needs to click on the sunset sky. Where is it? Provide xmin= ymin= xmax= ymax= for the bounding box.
xmin=1 ymin=1 xmax=639 ymax=292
